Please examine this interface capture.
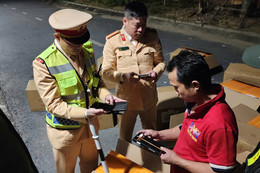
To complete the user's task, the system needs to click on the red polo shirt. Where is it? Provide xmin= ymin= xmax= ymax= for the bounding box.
xmin=171 ymin=84 xmax=238 ymax=173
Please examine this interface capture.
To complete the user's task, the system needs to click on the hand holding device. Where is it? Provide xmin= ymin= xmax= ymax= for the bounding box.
xmin=132 ymin=133 xmax=166 ymax=156
xmin=138 ymin=73 xmax=151 ymax=79
xmin=91 ymin=102 xmax=128 ymax=114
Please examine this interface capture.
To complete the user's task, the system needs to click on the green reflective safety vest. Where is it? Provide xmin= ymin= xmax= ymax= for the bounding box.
xmin=37 ymin=41 xmax=100 ymax=129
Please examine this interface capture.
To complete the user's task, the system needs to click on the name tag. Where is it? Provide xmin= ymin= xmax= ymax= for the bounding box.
xmin=118 ymin=47 xmax=129 ymax=51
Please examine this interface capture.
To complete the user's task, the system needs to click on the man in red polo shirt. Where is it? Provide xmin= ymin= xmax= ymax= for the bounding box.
xmin=138 ymin=50 xmax=238 ymax=173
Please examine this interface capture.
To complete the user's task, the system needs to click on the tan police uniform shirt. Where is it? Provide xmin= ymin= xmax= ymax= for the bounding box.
xmin=33 ymin=40 xmax=110 ymax=149
xmin=102 ymin=27 xmax=165 ymax=111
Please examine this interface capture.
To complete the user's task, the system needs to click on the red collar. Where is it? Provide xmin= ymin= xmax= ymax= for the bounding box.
xmin=186 ymin=84 xmax=225 ymax=118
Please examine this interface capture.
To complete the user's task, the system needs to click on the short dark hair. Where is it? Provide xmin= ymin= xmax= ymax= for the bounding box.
xmin=167 ymin=50 xmax=212 ymax=90
xmin=124 ymin=1 xmax=148 ymax=19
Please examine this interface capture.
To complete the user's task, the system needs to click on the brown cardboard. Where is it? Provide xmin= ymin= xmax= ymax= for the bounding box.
xmin=156 ymin=86 xmax=186 ymax=130
xmin=221 ymin=81 xmax=260 ymax=110
xmin=26 ymin=80 xmax=45 ymax=111
xmin=237 ymin=151 xmax=250 ymax=164
xmin=248 ymin=114 xmax=260 ymax=128
xmin=223 ymin=63 xmax=260 ymax=88
xmin=97 ymin=56 xmax=116 ymax=90
xmin=169 ymin=112 xmax=184 ymax=129
xmin=116 ymin=138 xmax=170 ymax=173
xmin=94 ymin=150 xmax=153 ymax=173
xmin=232 ymin=104 xmax=260 ymax=147
xmin=170 ymin=47 xmax=219 ymax=70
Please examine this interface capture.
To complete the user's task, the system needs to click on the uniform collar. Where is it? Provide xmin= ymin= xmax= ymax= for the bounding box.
xmin=123 ymin=28 xmax=137 ymax=46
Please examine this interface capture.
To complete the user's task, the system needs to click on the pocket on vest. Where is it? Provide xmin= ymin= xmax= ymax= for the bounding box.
xmin=57 ymin=76 xmax=79 ymax=95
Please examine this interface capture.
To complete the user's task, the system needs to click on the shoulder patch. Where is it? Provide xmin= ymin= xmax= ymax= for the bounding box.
xmin=106 ymin=30 xmax=120 ymax=39
xmin=36 ymin=58 xmax=44 ymax=64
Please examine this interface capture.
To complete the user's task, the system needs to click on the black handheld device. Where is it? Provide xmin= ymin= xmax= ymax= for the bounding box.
xmin=132 ymin=133 xmax=166 ymax=156
xmin=91 ymin=102 xmax=128 ymax=114
xmin=138 ymin=74 xmax=151 ymax=78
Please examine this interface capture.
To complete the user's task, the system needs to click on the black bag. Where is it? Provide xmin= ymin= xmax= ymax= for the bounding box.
xmin=242 ymin=141 xmax=260 ymax=173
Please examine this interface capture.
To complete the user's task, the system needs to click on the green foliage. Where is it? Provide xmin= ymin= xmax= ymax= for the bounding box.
xmin=88 ymin=0 xmax=130 ymax=7
xmin=71 ymin=0 xmax=198 ymax=9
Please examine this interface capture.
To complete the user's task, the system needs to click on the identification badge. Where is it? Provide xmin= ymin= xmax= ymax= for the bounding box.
xmin=118 ymin=46 xmax=129 ymax=51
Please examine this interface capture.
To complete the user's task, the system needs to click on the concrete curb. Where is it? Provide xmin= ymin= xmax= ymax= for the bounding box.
xmin=59 ymin=1 xmax=260 ymax=44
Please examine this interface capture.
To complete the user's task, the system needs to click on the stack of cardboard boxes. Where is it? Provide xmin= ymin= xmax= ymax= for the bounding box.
xmin=221 ymin=63 xmax=260 ymax=164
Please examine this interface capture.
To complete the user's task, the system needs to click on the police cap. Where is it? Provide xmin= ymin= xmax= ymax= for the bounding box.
xmin=49 ymin=9 xmax=92 ymax=44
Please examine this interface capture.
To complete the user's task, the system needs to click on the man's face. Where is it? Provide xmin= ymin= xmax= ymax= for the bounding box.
xmin=57 ymin=34 xmax=83 ymax=56
xmin=123 ymin=17 xmax=147 ymax=40
xmin=168 ymin=68 xmax=196 ymax=103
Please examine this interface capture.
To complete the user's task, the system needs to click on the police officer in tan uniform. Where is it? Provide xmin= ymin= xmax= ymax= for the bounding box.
xmin=33 ymin=9 xmax=124 ymax=173
xmin=102 ymin=1 xmax=166 ymax=142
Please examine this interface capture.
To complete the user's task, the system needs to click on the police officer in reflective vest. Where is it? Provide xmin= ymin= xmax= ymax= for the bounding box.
xmin=33 ymin=9 xmax=124 ymax=173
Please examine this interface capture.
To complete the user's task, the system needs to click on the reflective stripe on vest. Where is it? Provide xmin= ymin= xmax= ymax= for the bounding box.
xmin=38 ymin=41 xmax=96 ymax=129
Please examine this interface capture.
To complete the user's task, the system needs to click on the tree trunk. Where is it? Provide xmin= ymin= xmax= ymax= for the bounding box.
xmin=197 ymin=0 xmax=207 ymax=14
xmin=239 ymin=0 xmax=252 ymax=28
xmin=240 ymin=0 xmax=251 ymax=17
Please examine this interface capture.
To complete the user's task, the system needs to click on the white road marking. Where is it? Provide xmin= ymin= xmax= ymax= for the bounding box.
xmin=35 ymin=17 xmax=43 ymax=21
xmin=22 ymin=12 xmax=28 ymax=15
xmin=11 ymin=7 xmax=16 ymax=10
xmin=4 ymin=4 xmax=7 ymax=6
xmin=89 ymin=39 xmax=104 ymax=47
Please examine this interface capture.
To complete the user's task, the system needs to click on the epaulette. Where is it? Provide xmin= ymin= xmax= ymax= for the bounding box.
xmin=106 ymin=30 xmax=120 ymax=39
xmin=36 ymin=43 xmax=57 ymax=60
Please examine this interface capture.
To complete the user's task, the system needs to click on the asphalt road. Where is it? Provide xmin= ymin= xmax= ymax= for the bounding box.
xmin=0 ymin=0 xmax=256 ymax=172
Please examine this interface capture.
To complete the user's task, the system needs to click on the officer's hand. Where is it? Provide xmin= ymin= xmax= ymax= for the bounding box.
xmin=86 ymin=108 xmax=105 ymax=118
xmin=123 ymin=72 xmax=139 ymax=84
xmin=143 ymin=70 xmax=157 ymax=82
xmin=105 ymin=94 xmax=126 ymax=105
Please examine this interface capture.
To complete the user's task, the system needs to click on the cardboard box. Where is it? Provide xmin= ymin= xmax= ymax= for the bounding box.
xmin=170 ymin=47 xmax=222 ymax=75
xmin=223 ymin=63 xmax=260 ymax=88
xmin=221 ymin=80 xmax=260 ymax=110
xmin=115 ymin=138 xmax=170 ymax=173
xmin=237 ymin=151 xmax=250 ymax=164
xmin=97 ymin=56 xmax=116 ymax=90
xmin=156 ymin=86 xmax=186 ymax=130
xmin=232 ymin=104 xmax=260 ymax=148
xmin=94 ymin=150 xmax=153 ymax=173
xmin=169 ymin=112 xmax=184 ymax=129
xmin=26 ymin=80 xmax=45 ymax=111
